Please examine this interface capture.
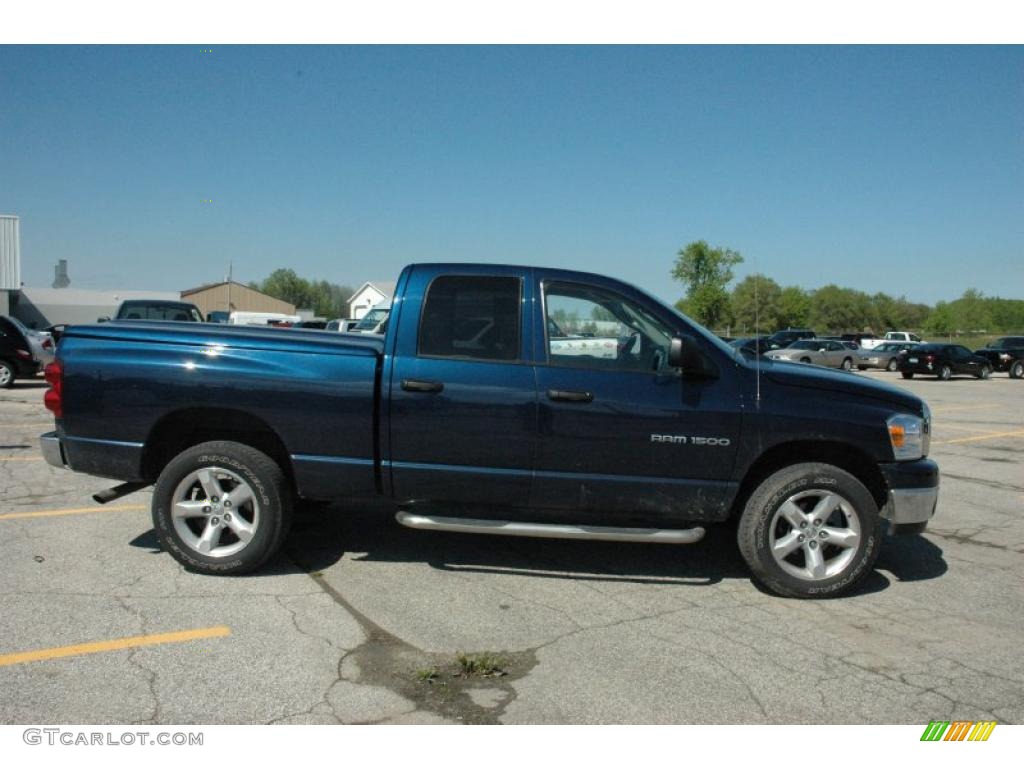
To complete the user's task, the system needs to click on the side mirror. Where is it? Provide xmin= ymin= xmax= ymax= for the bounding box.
xmin=669 ymin=335 xmax=707 ymax=375
xmin=97 ymin=316 xmax=110 ymax=323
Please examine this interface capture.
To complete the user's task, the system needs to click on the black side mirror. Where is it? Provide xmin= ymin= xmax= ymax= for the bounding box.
xmin=669 ymin=334 xmax=709 ymax=376
xmin=97 ymin=316 xmax=110 ymax=323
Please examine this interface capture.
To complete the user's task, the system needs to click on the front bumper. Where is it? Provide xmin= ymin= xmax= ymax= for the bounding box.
xmin=879 ymin=458 xmax=939 ymax=526
xmin=40 ymin=431 xmax=69 ymax=470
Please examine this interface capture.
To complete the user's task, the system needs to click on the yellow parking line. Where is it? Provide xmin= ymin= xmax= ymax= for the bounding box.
xmin=0 ymin=456 xmax=43 ymax=462
xmin=0 ymin=423 xmax=53 ymax=429
xmin=0 ymin=626 xmax=231 ymax=667
xmin=0 ymin=504 xmax=146 ymax=521
xmin=934 ymin=429 xmax=1024 ymax=445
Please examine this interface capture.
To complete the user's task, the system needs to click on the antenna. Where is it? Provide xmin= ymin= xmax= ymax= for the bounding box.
xmin=754 ymin=257 xmax=761 ymax=406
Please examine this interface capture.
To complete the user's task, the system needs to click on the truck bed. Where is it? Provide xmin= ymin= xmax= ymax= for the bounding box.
xmin=55 ymin=322 xmax=385 ymax=498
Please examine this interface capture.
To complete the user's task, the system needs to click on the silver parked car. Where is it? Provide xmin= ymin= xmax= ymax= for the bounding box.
xmin=856 ymin=341 xmax=920 ymax=372
xmin=4 ymin=316 xmax=54 ymax=367
xmin=765 ymin=339 xmax=858 ymax=370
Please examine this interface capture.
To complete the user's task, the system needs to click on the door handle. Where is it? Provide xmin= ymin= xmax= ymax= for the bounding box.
xmin=547 ymin=389 xmax=593 ymax=403
xmin=402 ymin=379 xmax=444 ymax=393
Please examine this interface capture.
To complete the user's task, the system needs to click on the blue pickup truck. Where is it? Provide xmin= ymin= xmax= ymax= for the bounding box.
xmin=39 ymin=263 xmax=938 ymax=598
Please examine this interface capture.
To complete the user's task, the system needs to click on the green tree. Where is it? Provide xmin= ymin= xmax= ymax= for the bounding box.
xmin=810 ymin=285 xmax=873 ymax=332
xmin=924 ymin=301 xmax=954 ymax=336
xmin=254 ymin=270 xmax=355 ymax=318
xmin=950 ymin=288 xmax=993 ymax=333
xmin=671 ymin=240 xmax=743 ymax=328
xmin=777 ymin=286 xmax=811 ymax=329
xmin=730 ymin=274 xmax=781 ymax=334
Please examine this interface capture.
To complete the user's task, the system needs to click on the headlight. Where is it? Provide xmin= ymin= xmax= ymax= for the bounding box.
xmin=887 ymin=410 xmax=929 ymax=461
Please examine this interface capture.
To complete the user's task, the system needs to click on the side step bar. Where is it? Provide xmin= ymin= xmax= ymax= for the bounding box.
xmin=395 ymin=511 xmax=705 ymax=544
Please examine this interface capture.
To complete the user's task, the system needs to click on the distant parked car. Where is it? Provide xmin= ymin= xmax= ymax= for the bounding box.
xmin=348 ymin=301 xmax=390 ymax=334
xmin=728 ymin=336 xmax=773 ymax=356
xmin=862 ymin=331 xmax=924 ymax=350
xmin=4 ymin=315 xmax=54 ymax=366
xmin=109 ymin=300 xmax=203 ymax=322
xmin=898 ymin=343 xmax=992 ymax=380
xmin=974 ymin=336 xmax=1024 ymax=379
xmin=840 ymin=333 xmax=880 ymax=348
xmin=206 ymin=311 xmax=231 ymax=323
xmin=294 ymin=320 xmax=328 ymax=330
xmin=765 ymin=328 xmax=817 ymax=349
xmin=765 ymin=339 xmax=857 ymax=370
xmin=0 ymin=316 xmax=42 ymax=388
xmin=857 ymin=341 xmax=920 ymax=372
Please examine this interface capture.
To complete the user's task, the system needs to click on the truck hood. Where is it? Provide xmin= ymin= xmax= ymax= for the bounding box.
xmin=759 ymin=358 xmax=924 ymax=415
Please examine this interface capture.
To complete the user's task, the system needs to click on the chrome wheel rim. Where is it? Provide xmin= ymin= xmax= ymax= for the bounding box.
xmin=171 ymin=467 xmax=260 ymax=558
xmin=769 ymin=489 xmax=862 ymax=581
xmin=0 ymin=364 xmax=11 ymax=386
xmin=887 ymin=359 xmax=898 ymax=371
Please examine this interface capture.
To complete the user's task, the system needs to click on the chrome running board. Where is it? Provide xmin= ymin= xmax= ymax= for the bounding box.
xmin=395 ymin=511 xmax=705 ymax=544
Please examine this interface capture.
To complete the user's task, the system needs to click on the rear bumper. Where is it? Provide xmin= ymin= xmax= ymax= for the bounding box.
xmin=879 ymin=458 xmax=939 ymax=526
xmin=40 ymin=431 xmax=69 ymax=469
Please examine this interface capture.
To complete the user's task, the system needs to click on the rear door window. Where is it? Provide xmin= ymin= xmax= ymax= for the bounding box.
xmin=418 ymin=276 xmax=522 ymax=362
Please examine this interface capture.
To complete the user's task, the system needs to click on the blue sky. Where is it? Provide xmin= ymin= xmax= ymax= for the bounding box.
xmin=1 ymin=45 xmax=1021 ymax=305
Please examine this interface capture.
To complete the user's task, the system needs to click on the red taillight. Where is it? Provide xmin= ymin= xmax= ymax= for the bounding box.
xmin=43 ymin=337 xmax=53 ymax=350
xmin=44 ymin=361 xmax=63 ymax=418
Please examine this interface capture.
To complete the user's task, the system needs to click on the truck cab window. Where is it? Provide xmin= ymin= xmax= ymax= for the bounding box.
xmin=418 ymin=275 xmax=521 ymax=361
xmin=543 ymin=282 xmax=674 ymax=372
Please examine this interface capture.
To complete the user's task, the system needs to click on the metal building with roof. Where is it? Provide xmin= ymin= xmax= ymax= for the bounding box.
xmin=180 ymin=281 xmax=296 ymax=320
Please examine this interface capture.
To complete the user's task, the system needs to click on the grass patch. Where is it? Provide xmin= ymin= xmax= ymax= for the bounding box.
xmin=415 ymin=666 xmax=440 ymax=683
xmin=455 ymin=651 xmax=508 ymax=678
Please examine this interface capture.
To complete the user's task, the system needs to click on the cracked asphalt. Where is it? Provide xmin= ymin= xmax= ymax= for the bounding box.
xmin=0 ymin=370 xmax=1021 ymax=724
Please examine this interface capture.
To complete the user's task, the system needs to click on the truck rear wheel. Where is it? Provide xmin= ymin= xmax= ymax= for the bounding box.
xmin=152 ymin=441 xmax=292 ymax=575
xmin=1011 ymin=361 xmax=1023 ymax=379
xmin=737 ymin=463 xmax=883 ymax=598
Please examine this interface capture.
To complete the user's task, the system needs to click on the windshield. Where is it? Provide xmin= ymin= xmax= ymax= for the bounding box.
xmin=354 ymin=308 xmax=389 ymax=331
xmin=989 ymin=337 xmax=1024 ymax=349
xmin=787 ymin=340 xmax=819 ymax=350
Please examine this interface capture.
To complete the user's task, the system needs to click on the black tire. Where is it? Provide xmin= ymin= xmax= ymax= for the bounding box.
xmin=152 ymin=441 xmax=293 ymax=575
xmin=800 ymin=357 xmax=812 ymax=364
xmin=737 ymin=462 xmax=883 ymax=599
xmin=857 ymin=365 xmax=868 ymax=371
xmin=901 ymin=372 xmax=914 ymax=379
xmin=893 ymin=522 xmax=928 ymax=535
xmin=1010 ymin=361 xmax=1023 ymax=379
xmin=0 ymin=359 xmax=14 ymax=389
xmin=886 ymin=358 xmax=899 ymax=372
xmin=841 ymin=357 xmax=853 ymax=370
xmin=938 ymin=365 xmax=952 ymax=381
xmin=977 ymin=365 xmax=991 ymax=380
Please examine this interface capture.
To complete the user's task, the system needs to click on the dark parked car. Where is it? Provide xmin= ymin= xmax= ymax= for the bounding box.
xmin=0 ymin=316 xmax=42 ymax=388
xmin=765 ymin=328 xmax=816 ymax=349
xmin=899 ymin=343 xmax=992 ymax=380
xmin=106 ymin=300 xmax=203 ymax=322
xmin=974 ymin=336 xmax=1024 ymax=379
xmin=728 ymin=336 xmax=773 ymax=355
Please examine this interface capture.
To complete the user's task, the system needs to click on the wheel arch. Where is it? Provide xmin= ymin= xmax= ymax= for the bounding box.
xmin=141 ymin=408 xmax=295 ymax=489
xmin=731 ymin=440 xmax=889 ymax=520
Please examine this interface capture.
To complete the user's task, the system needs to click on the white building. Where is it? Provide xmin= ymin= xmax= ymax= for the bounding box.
xmin=0 ymin=215 xmax=20 ymax=316
xmin=347 ymin=280 xmax=396 ymax=320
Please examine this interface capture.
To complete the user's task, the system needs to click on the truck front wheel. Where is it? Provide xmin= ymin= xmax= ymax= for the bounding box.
xmin=737 ymin=463 xmax=883 ymax=598
xmin=152 ymin=441 xmax=293 ymax=575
